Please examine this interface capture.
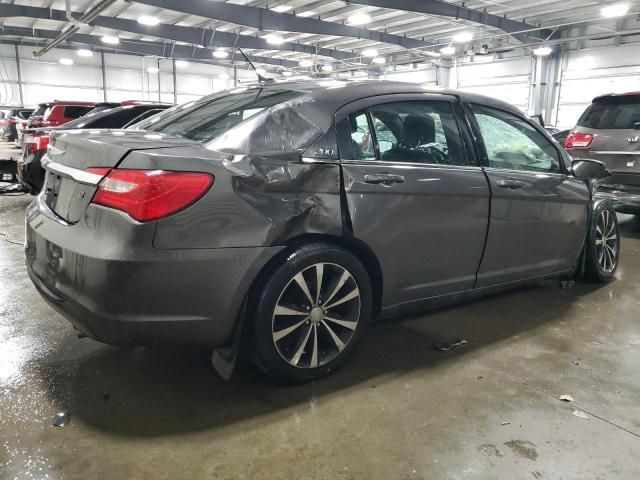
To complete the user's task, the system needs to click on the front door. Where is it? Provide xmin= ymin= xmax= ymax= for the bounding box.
xmin=468 ymin=103 xmax=591 ymax=287
xmin=336 ymin=95 xmax=491 ymax=309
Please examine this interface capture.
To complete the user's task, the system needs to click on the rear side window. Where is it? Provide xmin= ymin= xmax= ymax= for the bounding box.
xmin=336 ymin=110 xmax=376 ymax=160
xmin=578 ymin=96 xmax=640 ymax=129
xmin=62 ymin=106 xmax=93 ymax=119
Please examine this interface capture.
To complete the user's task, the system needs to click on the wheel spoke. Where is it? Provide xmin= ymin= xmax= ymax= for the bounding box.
xmin=273 ymin=318 xmax=309 ymax=342
xmin=290 ymin=325 xmax=313 ymax=366
xmin=310 ymin=325 xmax=319 ymax=368
xmin=315 ymin=264 xmax=324 ymax=305
xmin=325 ymin=316 xmax=358 ymax=331
xmin=274 ymin=305 xmax=308 ymax=316
xmin=321 ymin=320 xmax=345 ymax=352
xmin=596 ymin=224 xmax=603 ymax=238
xmin=325 ymin=288 xmax=360 ymax=310
xmin=606 ymin=217 xmax=616 ymax=236
xmin=324 ymin=271 xmax=350 ymax=306
xmin=294 ymin=272 xmax=314 ymax=306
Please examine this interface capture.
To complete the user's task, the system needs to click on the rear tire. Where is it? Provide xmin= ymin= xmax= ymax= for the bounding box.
xmin=583 ymin=202 xmax=620 ymax=282
xmin=251 ymin=243 xmax=372 ymax=383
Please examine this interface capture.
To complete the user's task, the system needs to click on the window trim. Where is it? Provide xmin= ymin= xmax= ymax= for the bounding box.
xmin=465 ymin=101 xmax=569 ymax=175
xmin=335 ymin=93 xmax=478 ymax=167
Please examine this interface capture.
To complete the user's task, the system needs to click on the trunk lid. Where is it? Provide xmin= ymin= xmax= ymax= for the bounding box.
xmin=42 ymin=130 xmax=197 ymax=223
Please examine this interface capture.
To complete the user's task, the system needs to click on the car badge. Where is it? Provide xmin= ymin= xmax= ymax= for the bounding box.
xmin=626 ymin=136 xmax=639 ymax=144
xmin=79 ymin=191 xmax=86 ymax=199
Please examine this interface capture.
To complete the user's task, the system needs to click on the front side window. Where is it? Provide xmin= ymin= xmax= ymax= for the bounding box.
xmin=337 ymin=110 xmax=376 ymax=160
xmin=472 ymin=104 xmax=561 ymax=173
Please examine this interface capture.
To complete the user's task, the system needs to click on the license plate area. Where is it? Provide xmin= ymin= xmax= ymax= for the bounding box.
xmin=43 ymin=171 xmax=97 ymax=223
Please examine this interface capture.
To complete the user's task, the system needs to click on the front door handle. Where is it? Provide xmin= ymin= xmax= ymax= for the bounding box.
xmin=496 ymin=179 xmax=525 ymax=189
xmin=364 ymin=174 xmax=405 ymax=185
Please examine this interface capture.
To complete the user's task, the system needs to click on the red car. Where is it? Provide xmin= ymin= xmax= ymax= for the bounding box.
xmin=26 ymin=101 xmax=96 ymax=129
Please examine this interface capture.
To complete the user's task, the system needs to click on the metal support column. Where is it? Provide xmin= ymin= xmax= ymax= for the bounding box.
xmin=530 ymin=53 xmax=560 ymax=125
xmin=172 ymin=58 xmax=177 ymax=104
xmin=14 ymin=45 xmax=24 ymax=107
xmin=100 ymin=51 xmax=107 ymax=101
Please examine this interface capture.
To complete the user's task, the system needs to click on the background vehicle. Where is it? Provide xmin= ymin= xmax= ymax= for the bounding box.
xmin=17 ymin=103 xmax=171 ymax=193
xmin=0 ymin=108 xmax=33 ymax=142
xmin=84 ymin=100 xmax=173 ymax=116
xmin=25 ymin=81 xmax=618 ymax=382
xmin=17 ymin=101 xmax=96 ymax=148
xmin=565 ymin=92 xmax=640 ymax=213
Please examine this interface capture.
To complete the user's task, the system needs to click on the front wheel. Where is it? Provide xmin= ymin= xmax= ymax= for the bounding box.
xmin=583 ymin=203 xmax=620 ymax=282
xmin=251 ymin=243 xmax=372 ymax=383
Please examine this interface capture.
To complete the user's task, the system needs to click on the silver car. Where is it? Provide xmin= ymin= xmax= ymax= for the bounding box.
xmin=565 ymin=92 xmax=640 ymax=213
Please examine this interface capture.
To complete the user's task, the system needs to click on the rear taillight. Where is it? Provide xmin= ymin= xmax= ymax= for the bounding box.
xmin=90 ymin=169 xmax=214 ymax=222
xmin=27 ymin=135 xmax=50 ymax=154
xmin=565 ymin=132 xmax=594 ymax=149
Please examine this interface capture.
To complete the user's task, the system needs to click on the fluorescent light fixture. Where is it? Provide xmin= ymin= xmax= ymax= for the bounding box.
xmin=218 ymin=73 xmax=230 ymax=80
xmin=137 ymin=15 xmax=160 ymax=26
xmin=299 ymin=59 xmax=314 ymax=67
xmin=264 ymin=34 xmax=285 ymax=45
xmin=321 ymin=64 xmax=334 ymax=72
xmin=452 ymin=31 xmax=473 ymax=43
xmin=440 ymin=45 xmax=456 ymax=56
xmin=297 ymin=10 xmax=317 ymax=17
xmin=76 ymin=49 xmax=93 ymax=57
xmin=423 ymin=51 xmax=442 ymax=58
xmin=101 ymin=35 xmax=119 ymax=45
xmin=272 ymin=4 xmax=292 ymax=12
xmin=601 ymin=3 xmax=629 ymax=17
xmin=348 ymin=12 xmax=371 ymax=25
xmin=175 ymin=60 xmax=189 ymax=68
xmin=59 ymin=58 xmax=74 ymax=66
xmin=372 ymin=56 xmax=386 ymax=64
xmin=533 ymin=46 xmax=552 ymax=56
xmin=213 ymin=49 xmax=229 ymax=59
xmin=282 ymin=71 xmax=293 ymax=77
xmin=146 ymin=66 xmax=159 ymax=73
xmin=362 ymin=48 xmax=378 ymax=57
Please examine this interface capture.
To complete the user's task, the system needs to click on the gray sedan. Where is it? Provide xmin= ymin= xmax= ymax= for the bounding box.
xmin=25 ymin=80 xmax=619 ymax=382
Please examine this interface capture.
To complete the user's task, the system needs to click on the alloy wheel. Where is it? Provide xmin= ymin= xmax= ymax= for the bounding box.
xmin=595 ymin=209 xmax=618 ymax=273
xmin=271 ymin=263 xmax=361 ymax=369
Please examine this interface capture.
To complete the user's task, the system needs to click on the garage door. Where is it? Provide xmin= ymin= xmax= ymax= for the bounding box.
xmin=555 ymin=44 xmax=640 ymax=128
xmin=457 ymin=57 xmax=532 ymax=113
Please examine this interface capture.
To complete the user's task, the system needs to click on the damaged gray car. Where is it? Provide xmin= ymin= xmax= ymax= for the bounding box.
xmin=25 ymin=80 xmax=619 ymax=382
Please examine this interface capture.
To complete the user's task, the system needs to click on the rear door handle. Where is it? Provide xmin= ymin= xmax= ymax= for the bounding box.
xmin=496 ymin=179 xmax=525 ymax=189
xmin=363 ymin=174 xmax=405 ymax=185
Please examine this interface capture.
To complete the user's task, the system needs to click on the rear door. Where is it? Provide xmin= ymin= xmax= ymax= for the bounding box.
xmin=468 ymin=103 xmax=590 ymax=287
xmin=337 ymin=94 xmax=490 ymax=308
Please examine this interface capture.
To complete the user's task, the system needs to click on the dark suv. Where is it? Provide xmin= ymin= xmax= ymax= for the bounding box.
xmin=565 ymin=92 xmax=640 ymax=213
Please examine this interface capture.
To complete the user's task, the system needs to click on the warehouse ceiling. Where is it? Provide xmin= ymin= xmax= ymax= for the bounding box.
xmin=0 ymin=0 xmax=639 ymax=74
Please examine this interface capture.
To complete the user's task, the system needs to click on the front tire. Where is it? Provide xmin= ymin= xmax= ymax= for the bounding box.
xmin=584 ymin=203 xmax=620 ymax=282
xmin=251 ymin=243 xmax=372 ymax=383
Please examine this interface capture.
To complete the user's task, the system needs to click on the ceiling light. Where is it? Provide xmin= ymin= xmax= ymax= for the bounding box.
xmin=297 ymin=10 xmax=317 ymax=17
xmin=76 ymin=49 xmax=93 ymax=57
xmin=101 ymin=35 xmax=119 ymax=45
xmin=362 ymin=48 xmax=378 ymax=57
xmin=218 ymin=73 xmax=230 ymax=80
xmin=272 ymin=4 xmax=292 ymax=13
xmin=59 ymin=58 xmax=74 ymax=66
xmin=264 ymin=34 xmax=285 ymax=45
xmin=213 ymin=49 xmax=229 ymax=59
xmin=175 ymin=60 xmax=189 ymax=68
xmin=440 ymin=45 xmax=456 ymax=56
xmin=321 ymin=64 xmax=334 ymax=72
xmin=347 ymin=13 xmax=371 ymax=25
xmin=146 ymin=66 xmax=159 ymax=73
xmin=372 ymin=57 xmax=386 ymax=64
xmin=533 ymin=46 xmax=552 ymax=56
xmin=299 ymin=59 xmax=314 ymax=67
xmin=601 ymin=3 xmax=629 ymax=17
xmin=423 ymin=51 xmax=442 ymax=58
xmin=282 ymin=71 xmax=293 ymax=77
xmin=137 ymin=15 xmax=159 ymax=26
xmin=452 ymin=31 xmax=473 ymax=43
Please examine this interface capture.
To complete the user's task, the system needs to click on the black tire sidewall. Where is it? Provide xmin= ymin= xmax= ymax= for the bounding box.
xmin=585 ymin=202 xmax=620 ymax=282
xmin=252 ymin=243 xmax=373 ymax=382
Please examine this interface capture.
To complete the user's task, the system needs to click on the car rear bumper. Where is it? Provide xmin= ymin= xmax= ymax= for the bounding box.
xmin=25 ymin=196 xmax=283 ymax=346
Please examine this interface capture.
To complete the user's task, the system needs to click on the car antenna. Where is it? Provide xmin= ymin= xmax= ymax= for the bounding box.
xmin=237 ymin=47 xmax=274 ymax=84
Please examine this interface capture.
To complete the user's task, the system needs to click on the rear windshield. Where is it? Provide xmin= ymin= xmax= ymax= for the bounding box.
xmin=62 ymin=106 xmax=94 ymax=119
xmin=144 ymin=87 xmax=328 ymax=154
xmin=578 ymin=96 xmax=640 ymax=129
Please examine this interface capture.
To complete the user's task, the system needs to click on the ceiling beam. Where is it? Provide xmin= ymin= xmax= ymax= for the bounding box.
xmin=344 ymin=0 xmax=554 ymax=42
xmin=0 ymin=3 xmax=351 ymax=60
xmin=131 ymin=0 xmax=434 ymax=50
xmin=0 ymin=27 xmax=299 ymax=69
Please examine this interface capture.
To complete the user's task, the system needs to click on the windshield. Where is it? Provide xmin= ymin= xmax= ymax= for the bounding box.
xmin=144 ymin=87 xmax=328 ymax=154
xmin=578 ymin=96 xmax=640 ymax=129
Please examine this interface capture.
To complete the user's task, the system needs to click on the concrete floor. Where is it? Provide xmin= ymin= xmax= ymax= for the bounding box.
xmin=2 ymin=180 xmax=640 ymax=479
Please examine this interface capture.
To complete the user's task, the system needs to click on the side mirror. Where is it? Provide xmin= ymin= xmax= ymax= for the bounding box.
xmin=572 ymin=159 xmax=610 ymax=180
